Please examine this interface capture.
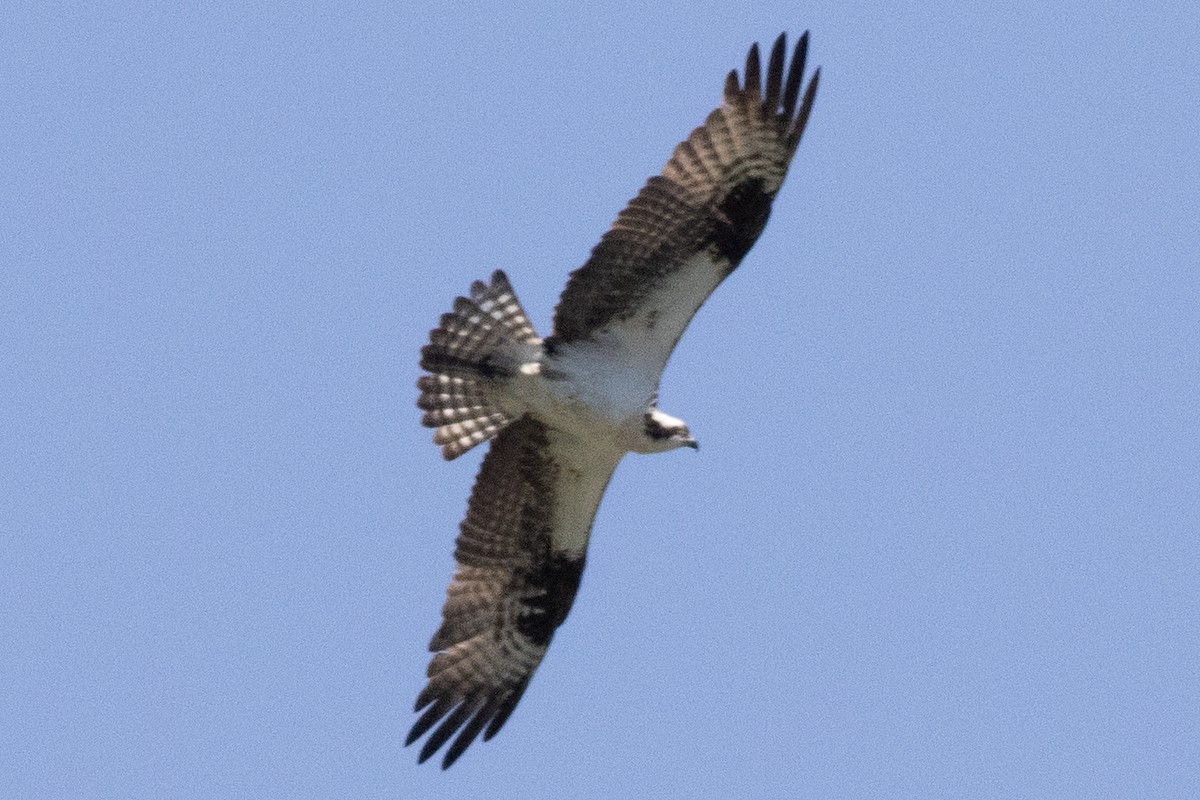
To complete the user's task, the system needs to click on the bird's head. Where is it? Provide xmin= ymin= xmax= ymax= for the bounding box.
xmin=640 ymin=409 xmax=699 ymax=453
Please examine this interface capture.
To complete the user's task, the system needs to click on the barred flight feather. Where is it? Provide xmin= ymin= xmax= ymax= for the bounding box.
xmin=409 ymin=33 xmax=820 ymax=768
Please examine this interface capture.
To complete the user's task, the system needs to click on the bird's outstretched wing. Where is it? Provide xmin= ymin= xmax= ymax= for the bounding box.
xmin=407 ymin=417 xmax=622 ymax=768
xmin=410 ymin=33 xmax=820 ymax=769
xmin=549 ymin=33 xmax=820 ymax=378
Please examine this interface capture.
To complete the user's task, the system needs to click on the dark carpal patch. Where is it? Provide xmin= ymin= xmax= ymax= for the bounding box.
xmin=516 ymin=553 xmax=585 ymax=647
xmin=710 ymin=177 xmax=775 ymax=265
xmin=409 ymin=32 xmax=822 ymax=769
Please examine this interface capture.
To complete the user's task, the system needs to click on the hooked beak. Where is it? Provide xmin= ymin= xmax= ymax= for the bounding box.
xmin=683 ymin=438 xmax=699 ymax=450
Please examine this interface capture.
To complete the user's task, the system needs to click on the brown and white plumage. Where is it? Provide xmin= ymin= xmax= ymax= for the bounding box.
xmin=410 ymin=32 xmax=820 ymax=768
xmin=407 ymin=417 xmax=620 ymax=766
xmin=549 ymin=32 xmax=819 ymax=370
xmin=417 ymin=271 xmax=538 ymax=459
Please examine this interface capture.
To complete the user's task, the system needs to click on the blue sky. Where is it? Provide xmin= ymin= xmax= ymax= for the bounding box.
xmin=3 ymin=2 xmax=1198 ymax=798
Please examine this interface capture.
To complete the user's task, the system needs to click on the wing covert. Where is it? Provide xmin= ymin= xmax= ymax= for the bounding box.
xmin=407 ymin=417 xmax=621 ymax=768
xmin=549 ymin=33 xmax=820 ymax=369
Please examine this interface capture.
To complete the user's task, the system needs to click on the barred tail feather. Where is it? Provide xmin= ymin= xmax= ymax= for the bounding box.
xmin=417 ymin=374 xmax=511 ymax=459
xmin=418 ymin=271 xmax=540 ymax=460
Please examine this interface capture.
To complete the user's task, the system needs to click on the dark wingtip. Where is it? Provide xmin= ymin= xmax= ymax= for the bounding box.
xmin=795 ymin=31 xmax=811 ymax=87
xmin=723 ymin=69 xmax=739 ymax=102
xmin=405 ymin=724 xmax=422 ymax=748
xmin=764 ymin=33 xmax=786 ymax=110
xmin=744 ymin=42 xmax=761 ymax=98
xmin=731 ymin=31 xmax=815 ymax=127
xmin=790 ymin=66 xmax=820 ymax=149
xmin=781 ymin=31 xmax=809 ymax=119
xmin=414 ymin=686 xmax=436 ymax=713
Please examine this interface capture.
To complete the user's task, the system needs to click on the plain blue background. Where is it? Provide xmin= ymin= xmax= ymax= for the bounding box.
xmin=4 ymin=2 xmax=1198 ymax=797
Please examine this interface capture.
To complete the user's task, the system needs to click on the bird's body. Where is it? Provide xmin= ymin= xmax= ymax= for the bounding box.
xmin=511 ymin=340 xmax=663 ymax=454
xmin=408 ymin=32 xmax=820 ymax=768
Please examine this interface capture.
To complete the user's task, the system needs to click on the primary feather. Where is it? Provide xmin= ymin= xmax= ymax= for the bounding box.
xmin=411 ymin=32 xmax=820 ymax=768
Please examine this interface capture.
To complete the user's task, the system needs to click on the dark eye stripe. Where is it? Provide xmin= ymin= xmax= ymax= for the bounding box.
xmin=643 ymin=413 xmax=674 ymax=440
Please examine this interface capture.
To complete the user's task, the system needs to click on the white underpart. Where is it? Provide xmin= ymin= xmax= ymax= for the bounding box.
xmin=498 ymin=251 xmax=726 ymax=550
xmin=597 ymin=250 xmax=728 ymax=382
xmin=543 ymin=430 xmax=623 ymax=553
xmin=516 ymin=251 xmax=726 ymax=444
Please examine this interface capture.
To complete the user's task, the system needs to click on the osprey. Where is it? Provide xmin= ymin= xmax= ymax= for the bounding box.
xmin=409 ymin=32 xmax=819 ymax=768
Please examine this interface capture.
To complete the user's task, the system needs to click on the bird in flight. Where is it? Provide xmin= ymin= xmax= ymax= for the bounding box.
xmin=408 ymin=32 xmax=819 ymax=768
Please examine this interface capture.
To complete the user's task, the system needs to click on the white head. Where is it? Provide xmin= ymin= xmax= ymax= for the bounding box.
xmin=639 ymin=409 xmax=698 ymax=453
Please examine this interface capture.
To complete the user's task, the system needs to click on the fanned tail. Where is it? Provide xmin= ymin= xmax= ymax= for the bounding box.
xmin=418 ymin=270 xmax=540 ymax=460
